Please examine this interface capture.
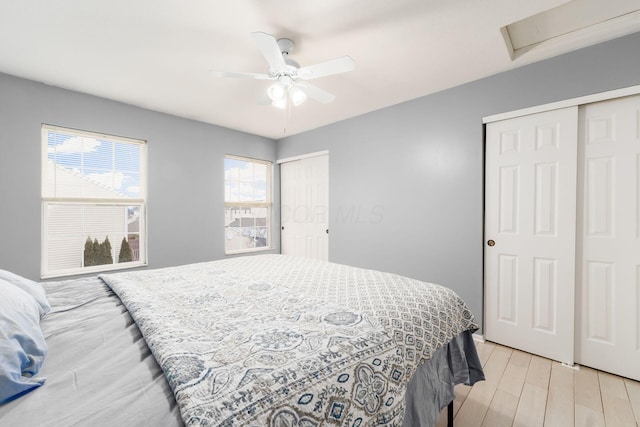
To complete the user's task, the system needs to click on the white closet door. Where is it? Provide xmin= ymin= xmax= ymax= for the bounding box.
xmin=576 ymin=95 xmax=640 ymax=381
xmin=280 ymin=154 xmax=329 ymax=261
xmin=485 ymin=107 xmax=578 ymax=364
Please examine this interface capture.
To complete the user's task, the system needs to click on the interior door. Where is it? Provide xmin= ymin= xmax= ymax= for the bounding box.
xmin=576 ymin=95 xmax=640 ymax=381
xmin=280 ymin=154 xmax=329 ymax=261
xmin=485 ymin=107 xmax=578 ymax=364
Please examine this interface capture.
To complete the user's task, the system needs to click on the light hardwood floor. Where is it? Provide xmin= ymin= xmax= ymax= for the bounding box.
xmin=436 ymin=340 xmax=640 ymax=427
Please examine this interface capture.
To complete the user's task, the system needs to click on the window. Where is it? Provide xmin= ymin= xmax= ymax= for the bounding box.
xmin=41 ymin=125 xmax=147 ymax=278
xmin=224 ymin=155 xmax=271 ymax=254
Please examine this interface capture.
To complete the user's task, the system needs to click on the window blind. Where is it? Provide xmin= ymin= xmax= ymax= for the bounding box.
xmin=43 ymin=125 xmax=145 ymax=201
xmin=41 ymin=125 xmax=147 ymax=278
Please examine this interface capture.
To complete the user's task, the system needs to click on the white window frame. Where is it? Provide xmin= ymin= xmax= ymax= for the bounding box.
xmin=224 ymin=155 xmax=272 ymax=255
xmin=41 ymin=124 xmax=148 ymax=278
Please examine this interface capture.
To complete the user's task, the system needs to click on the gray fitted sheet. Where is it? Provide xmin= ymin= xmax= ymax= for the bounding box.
xmin=0 ymin=276 xmax=183 ymax=427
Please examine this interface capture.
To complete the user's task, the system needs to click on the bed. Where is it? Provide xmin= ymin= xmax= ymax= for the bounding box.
xmin=0 ymin=254 xmax=484 ymax=426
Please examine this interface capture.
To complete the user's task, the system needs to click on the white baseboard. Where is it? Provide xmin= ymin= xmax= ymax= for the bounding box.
xmin=472 ymin=333 xmax=485 ymax=343
xmin=561 ymin=362 xmax=580 ymax=371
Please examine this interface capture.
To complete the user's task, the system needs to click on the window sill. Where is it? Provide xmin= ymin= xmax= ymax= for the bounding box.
xmin=41 ymin=261 xmax=148 ymax=280
xmin=225 ymin=247 xmax=273 ymax=256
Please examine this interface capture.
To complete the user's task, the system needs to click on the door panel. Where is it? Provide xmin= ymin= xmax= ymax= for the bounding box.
xmin=532 ymin=257 xmax=556 ymax=333
xmin=576 ymin=95 xmax=640 ymax=381
xmin=486 ymin=95 xmax=640 ymax=380
xmin=485 ymin=106 xmax=578 ymax=364
xmin=497 ymin=254 xmax=518 ymax=323
xmin=499 ymin=166 xmax=519 ymax=233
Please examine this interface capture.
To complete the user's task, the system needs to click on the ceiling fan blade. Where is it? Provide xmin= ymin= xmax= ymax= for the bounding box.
xmin=251 ymin=31 xmax=287 ymax=72
xmin=297 ymin=56 xmax=355 ymax=80
xmin=298 ymin=82 xmax=335 ymax=104
xmin=210 ymin=70 xmax=272 ymax=80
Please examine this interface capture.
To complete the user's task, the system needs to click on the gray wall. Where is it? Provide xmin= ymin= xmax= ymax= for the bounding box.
xmin=2 ymin=32 xmax=640 ymax=330
xmin=0 ymin=73 xmax=279 ymax=280
xmin=276 ymin=32 xmax=640 ymax=331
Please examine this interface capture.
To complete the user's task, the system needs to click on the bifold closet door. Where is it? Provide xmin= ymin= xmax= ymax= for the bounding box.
xmin=485 ymin=107 xmax=578 ymax=365
xmin=576 ymin=95 xmax=640 ymax=381
xmin=280 ymin=154 xmax=329 ymax=261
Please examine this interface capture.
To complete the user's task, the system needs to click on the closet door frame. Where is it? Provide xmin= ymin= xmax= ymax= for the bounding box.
xmin=483 ymin=85 xmax=640 ymax=124
xmin=483 ymin=84 xmax=640 ymax=375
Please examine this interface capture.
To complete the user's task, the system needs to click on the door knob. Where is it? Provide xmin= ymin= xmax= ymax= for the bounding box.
xmin=487 ymin=239 xmax=495 ymax=247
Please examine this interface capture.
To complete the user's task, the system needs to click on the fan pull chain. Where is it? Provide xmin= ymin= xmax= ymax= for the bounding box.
xmin=282 ymin=95 xmax=293 ymax=135
xmin=282 ymin=102 xmax=287 ymax=135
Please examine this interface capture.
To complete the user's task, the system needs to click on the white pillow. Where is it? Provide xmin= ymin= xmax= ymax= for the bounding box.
xmin=0 ymin=279 xmax=48 ymax=404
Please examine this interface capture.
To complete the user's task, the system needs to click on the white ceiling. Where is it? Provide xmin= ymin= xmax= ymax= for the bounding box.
xmin=1 ymin=0 xmax=638 ymax=139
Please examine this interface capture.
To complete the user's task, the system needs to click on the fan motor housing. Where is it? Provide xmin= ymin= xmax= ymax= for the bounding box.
xmin=277 ymin=38 xmax=295 ymax=55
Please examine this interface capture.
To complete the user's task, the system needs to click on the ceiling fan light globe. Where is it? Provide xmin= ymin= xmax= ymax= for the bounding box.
xmin=267 ymin=82 xmax=286 ymax=101
xmin=290 ymin=86 xmax=307 ymax=106
xmin=272 ymin=98 xmax=287 ymax=109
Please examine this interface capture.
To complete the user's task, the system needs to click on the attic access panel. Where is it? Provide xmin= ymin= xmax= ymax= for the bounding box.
xmin=502 ymin=0 xmax=640 ymax=60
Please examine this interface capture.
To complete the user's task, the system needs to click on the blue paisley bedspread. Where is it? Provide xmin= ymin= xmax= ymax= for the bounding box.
xmin=99 ymin=255 xmax=479 ymax=426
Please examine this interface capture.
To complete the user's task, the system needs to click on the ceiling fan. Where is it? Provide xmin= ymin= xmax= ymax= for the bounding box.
xmin=212 ymin=32 xmax=355 ymax=109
